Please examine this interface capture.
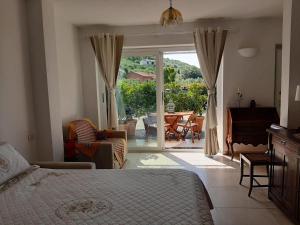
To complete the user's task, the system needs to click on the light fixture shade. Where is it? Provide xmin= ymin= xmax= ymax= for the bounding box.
xmin=295 ymin=85 xmax=300 ymax=101
xmin=238 ymin=48 xmax=258 ymax=58
xmin=160 ymin=7 xmax=183 ymax=26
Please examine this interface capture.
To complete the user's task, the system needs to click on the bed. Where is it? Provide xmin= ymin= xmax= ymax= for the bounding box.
xmin=0 ymin=144 xmax=214 ymax=225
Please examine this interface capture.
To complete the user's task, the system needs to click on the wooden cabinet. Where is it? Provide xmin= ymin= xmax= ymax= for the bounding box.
xmin=226 ymin=107 xmax=279 ymax=160
xmin=268 ymin=126 xmax=300 ymax=224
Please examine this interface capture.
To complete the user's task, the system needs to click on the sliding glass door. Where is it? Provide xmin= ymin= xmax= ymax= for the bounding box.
xmin=116 ymin=53 xmax=164 ymax=150
xmin=115 ymin=48 xmax=206 ymax=151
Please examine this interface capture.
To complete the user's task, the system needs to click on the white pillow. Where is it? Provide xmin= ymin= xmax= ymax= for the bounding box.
xmin=0 ymin=143 xmax=30 ymax=185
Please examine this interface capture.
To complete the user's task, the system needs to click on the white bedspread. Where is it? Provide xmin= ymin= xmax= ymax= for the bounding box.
xmin=0 ymin=168 xmax=213 ymax=225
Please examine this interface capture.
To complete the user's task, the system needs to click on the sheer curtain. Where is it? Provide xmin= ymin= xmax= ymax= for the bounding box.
xmin=193 ymin=28 xmax=227 ymax=156
xmin=90 ymin=33 xmax=124 ymax=129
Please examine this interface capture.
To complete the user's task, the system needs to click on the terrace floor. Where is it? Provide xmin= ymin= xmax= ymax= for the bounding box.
xmin=127 ymin=116 xmax=205 ymax=150
xmin=127 ymin=136 xmax=204 ymax=149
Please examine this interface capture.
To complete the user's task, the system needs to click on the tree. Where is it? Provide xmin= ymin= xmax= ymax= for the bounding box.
xmin=181 ymin=66 xmax=202 ymax=79
xmin=117 ymin=78 xmax=208 ymax=118
xmin=164 ymin=67 xmax=177 ymax=83
xmin=164 ymin=82 xmax=207 ymax=115
xmin=118 ymin=80 xmax=156 ymax=118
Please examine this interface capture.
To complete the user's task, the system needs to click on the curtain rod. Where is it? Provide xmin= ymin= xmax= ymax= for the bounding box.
xmin=83 ymin=28 xmax=234 ymax=38
xmin=126 ymin=28 xmax=233 ymax=37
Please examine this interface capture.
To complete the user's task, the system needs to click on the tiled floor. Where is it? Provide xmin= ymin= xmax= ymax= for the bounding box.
xmin=125 ymin=151 xmax=293 ymax=225
xmin=128 ymin=138 xmax=204 ymax=149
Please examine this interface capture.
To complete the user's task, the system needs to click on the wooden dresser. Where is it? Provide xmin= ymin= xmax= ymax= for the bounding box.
xmin=226 ymin=107 xmax=279 ymax=160
xmin=267 ymin=126 xmax=300 ymax=224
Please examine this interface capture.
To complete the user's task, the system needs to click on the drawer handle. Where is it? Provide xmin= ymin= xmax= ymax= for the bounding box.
xmin=280 ymin=140 xmax=287 ymax=145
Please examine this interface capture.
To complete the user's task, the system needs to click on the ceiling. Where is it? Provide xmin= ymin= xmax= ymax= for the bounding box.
xmin=54 ymin=0 xmax=283 ymax=26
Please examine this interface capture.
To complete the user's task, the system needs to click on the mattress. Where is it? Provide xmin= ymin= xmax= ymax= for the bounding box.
xmin=0 ymin=167 xmax=213 ymax=225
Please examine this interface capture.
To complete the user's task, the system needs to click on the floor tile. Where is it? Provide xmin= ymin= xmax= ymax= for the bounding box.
xmin=125 ymin=152 xmax=293 ymax=225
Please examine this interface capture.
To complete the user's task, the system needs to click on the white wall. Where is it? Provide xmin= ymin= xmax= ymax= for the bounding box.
xmin=54 ymin=11 xmax=84 ymax=127
xmin=27 ymin=0 xmax=64 ymax=161
xmin=223 ymin=19 xmax=282 ymax=108
xmin=79 ymin=37 xmax=100 ymax=127
xmin=281 ymin=0 xmax=300 ymax=129
xmin=0 ymin=0 xmax=37 ymax=160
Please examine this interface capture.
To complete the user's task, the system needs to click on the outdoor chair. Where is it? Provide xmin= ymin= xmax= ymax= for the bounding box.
xmin=164 ymin=116 xmax=181 ymax=140
xmin=176 ymin=113 xmax=198 ymax=143
xmin=194 ymin=116 xmax=204 ymax=139
xmin=143 ymin=115 xmax=157 ymax=138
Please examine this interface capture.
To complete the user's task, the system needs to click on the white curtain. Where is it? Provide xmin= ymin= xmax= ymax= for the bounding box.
xmin=90 ymin=34 xmax=124 ymax=129
xmin=193 ymin=28 xmax=227 ymax=156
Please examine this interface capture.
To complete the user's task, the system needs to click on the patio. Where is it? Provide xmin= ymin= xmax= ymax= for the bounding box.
xmin=126 ymin=116 xmax=205 ymax=150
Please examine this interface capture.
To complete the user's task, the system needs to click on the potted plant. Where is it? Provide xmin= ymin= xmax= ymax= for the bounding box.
xmin=124 ymin=107 xmax=137 ymax=138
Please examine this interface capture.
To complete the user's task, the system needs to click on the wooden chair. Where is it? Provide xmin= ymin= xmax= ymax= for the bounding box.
xmin=164 ymin=123 xmax=171 ymax=140
xmin=164 ymin=116 xmax=181 ymax=140
xmin=176 ymin=113 xmax=198 ymax=143
xmin=194 ymin=116 xmax=204 ymax=139
xmin=239 ymin=152 xmax=271 ymax=197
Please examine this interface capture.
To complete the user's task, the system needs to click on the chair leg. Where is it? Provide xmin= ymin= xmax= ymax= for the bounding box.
xmin=248 ymin=165 xmax=254 ymax=197
xmin=266 ymin=164 xmax=270 ymax=187
xmin=145 ymin=129 xmax=149 ymax=139
xmin=230 ymin=144 xmax=235 ymax=161
xmin=239 ymin=158 xmax=244 ymax=185
xmin=191 ymin=130 xmax=194 ymax=143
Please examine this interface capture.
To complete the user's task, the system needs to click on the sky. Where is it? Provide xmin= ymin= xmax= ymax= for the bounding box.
xmin=164 ymin=52 xmax=200 ymax=68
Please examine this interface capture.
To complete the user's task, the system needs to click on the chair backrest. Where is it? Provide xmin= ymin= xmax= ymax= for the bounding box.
xmin=185 ymin=113 xmax=197 ymax=126
xmin=195 ymin=116 xmax=204 ymax=132
xmin=68 ymin=119 xmax=97 ymax=143
xmin=143 ymin=118 xmax=149 ymax=129
xmin=148 ymin=115 xmax=157 ymax=124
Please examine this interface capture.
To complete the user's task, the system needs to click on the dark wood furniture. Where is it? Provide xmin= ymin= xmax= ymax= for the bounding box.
xmin=226 ymin=107 xmax=279 ymax=160
xmin=268 ymin=125 xmax=300 ymax=224
xmin=240 ymin=153 xmax=271 ymax=197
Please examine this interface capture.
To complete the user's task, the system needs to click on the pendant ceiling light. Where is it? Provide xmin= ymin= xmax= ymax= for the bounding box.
xmin=160 ymin=0 xmax=183 ymax=27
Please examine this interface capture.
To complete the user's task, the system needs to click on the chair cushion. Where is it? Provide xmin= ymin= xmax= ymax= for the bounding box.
xmin=96 ymin=130 xmax=107 ymax=140
xmin=0 ymin=143 xmax=30 ymax=185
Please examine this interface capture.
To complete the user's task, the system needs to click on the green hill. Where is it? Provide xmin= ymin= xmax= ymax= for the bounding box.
xmin=120 ymin=56 xmax=202 ymax=80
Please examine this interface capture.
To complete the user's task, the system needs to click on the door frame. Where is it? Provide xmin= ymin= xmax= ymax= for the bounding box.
xmin=122 ymin=45 xmax=196 ymax=151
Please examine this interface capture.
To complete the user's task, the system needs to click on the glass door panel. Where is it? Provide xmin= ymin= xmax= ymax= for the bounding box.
xmin=116 ymin=55 xmax=160 ymax=150
xmin=163 ymin=51 xmax=206 ymax=149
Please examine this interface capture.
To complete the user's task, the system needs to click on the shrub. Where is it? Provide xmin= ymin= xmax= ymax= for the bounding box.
xmin=117 ymin=79 xmax=207 ymax=118
xmin=164 ymin=82 xmax=207 ymax=115
xmin=118 ymin=80 xmax=156 ymax=118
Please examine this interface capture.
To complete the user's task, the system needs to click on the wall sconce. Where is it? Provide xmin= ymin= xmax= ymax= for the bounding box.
xmin=295 ymin=85 xmax=300 ymax=101
xmin=238 ymin=48 xmax=258 ymax=58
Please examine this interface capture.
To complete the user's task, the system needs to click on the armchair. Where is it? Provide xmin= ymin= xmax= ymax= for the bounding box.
xmin=67 ymin=119 xmax=127 ymax=169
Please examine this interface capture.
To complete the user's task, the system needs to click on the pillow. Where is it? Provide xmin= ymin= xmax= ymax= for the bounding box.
xmin=96 ymin=130 xmax=107 ymax=140
xmin=0 ymin=143 xmax=30 ymax=185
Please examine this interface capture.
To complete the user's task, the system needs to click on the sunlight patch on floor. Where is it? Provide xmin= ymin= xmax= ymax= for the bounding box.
xmin=169 ymin=152 xmax=235 ymax=169
xmin=126 ymin=152 xmax=235 ymax=170
xmin=139 ymin=153 xmax=180 ymax=166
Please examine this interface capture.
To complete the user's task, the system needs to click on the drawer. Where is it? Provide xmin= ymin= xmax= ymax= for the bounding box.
xmin=273 ymin=136 xmax=297 ymax=154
